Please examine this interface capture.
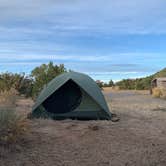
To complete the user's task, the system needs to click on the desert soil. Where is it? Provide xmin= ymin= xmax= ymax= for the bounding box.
xmin=1 ymin=90 xmax=166 ymax=166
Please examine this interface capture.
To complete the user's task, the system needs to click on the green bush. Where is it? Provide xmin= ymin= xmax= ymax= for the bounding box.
xmin=0 ymin=73 xmax=33 ymax=97
xmin=31 ymin=62 xmax=67 ymax=98
xmin=0 ymin=62 xmax=67 ymax=98
xmin=102 ymin=80 xmax=114 ymax=87
xmin=115 ymin=76 xmax=153 ymax=90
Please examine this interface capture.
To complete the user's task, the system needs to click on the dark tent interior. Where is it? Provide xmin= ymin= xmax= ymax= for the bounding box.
xmin=43 ymin=79 xmax=82 ymax=114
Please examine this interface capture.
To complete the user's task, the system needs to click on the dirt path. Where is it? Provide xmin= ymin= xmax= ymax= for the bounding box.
xmin=1 ymin=91 xmax=166 ymax=166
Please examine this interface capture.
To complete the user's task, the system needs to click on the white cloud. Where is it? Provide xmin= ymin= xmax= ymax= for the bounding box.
xmin=0 ymin=52 xmax=165 ymax=65
xmin=0 ymin=0 xmax=166 ymax=35
xmin=0 ymin=53 xmax=110 ymax=62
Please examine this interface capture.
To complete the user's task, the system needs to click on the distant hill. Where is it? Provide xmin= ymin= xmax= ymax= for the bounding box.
xmin=152 ymin=68 xmax=166 ymax=78
xmin=116 ymin=68 xmax=166 ymax=90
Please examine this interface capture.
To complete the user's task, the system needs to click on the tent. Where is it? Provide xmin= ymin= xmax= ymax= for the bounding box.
xmin=30 ymin=72 xmax=112 ymax=120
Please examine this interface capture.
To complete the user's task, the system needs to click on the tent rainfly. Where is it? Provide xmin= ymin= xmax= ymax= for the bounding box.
xmin=30 ymin=72 xmax=112 ymax=120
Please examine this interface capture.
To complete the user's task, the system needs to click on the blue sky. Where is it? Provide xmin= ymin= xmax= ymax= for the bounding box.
xmin=0 ymin=0 xmax=166 ymax=82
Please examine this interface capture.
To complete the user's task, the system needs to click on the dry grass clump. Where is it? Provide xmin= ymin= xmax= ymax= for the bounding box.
xmin=152 ymin=88 xmax=162 ymax=98
xmin=0 ymin=88 xmax=18 ymax=106
xmin=0 ymin=108 xmax=29 ymax=144
xmin=152 ymin=87 xmax=166 ymax=99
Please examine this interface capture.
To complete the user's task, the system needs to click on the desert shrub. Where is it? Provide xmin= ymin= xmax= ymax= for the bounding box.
xmin=0 ymin=108 xmax=29 ymax=144
xmin=160 ymin=88 xmax=166 ymax=99
xmin=17 ymin=77 xmax=33 ymax=97
xmin=96 ymin=80 xmax=104 ymax=89
xmin=152 ymin=87 xmax=166 ymax=98
xmin=0 ymin=88 xmax=18 ymax=106
xmin=0 ymin=73 xmax=33 ymax=97
xmin=115 ymin=76 xmax=153 ymax=90
xmin=31 ymin=62 xmax=67 ymax=99
xmin=0 ymin=72 xmax=23 ymax=91
xmin=0 ymin=62 xmax=68 ymax=98
xmin=102 ymin=80 xmax=114 ymax=87
xmin=116 ymin=79 xmax=136 ymax=90
xmin=152 ymin=88 xmax=162 ymax=98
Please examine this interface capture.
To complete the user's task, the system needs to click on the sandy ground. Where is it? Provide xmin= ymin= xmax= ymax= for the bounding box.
xmin=1 ymin=90 xmax=166 ymax=166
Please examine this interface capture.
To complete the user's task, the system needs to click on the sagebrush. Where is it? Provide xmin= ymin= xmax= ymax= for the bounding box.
xmin=0 ymin=88 xmax=18 ymax=106
xmin=152 ymin=87 xmax=166 ymax=99
xmin=0 ymin=109 xmax=29 ymax=144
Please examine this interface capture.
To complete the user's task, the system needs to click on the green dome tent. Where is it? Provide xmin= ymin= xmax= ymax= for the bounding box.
xmin=30 ymin=72 xmax=112 ymax=120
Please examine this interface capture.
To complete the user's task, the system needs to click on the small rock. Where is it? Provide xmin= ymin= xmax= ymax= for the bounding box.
xmin=88 ymin=125 xmax=99 ymax=131
xmin=111 ymin=114 xmax=120 ymax=122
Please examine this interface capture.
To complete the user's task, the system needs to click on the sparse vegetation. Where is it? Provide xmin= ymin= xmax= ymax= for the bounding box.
xmin=0 ymin=108 xmax=29 ymax=144
xmin=0 ymin=72 xmax=33 ymax=97
xmin=152 ymin=88 xmax=162 ymax=98
xmin=115 ymin=68 xmax=166 ymax=90
xmin=96 ymin=79 xmax=114 ymax=88
xmin=0 ymin=87 xmax=29 ymax=144
xmin=152 ymin=87 xmax=166 ymax=99
xmin=0 ymin=62 xmax=67 ymax=99
xmin=0 ymin=63 xmax=166 ymax=99
xmin=96 ymin=80 xmax=104 ymax=88
xmin=0 ymin=88 xmax=18 ymax=106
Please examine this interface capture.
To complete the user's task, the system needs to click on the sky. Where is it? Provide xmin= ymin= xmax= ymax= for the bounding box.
xmin=0 ymin=0 xmax=166 ymax=82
